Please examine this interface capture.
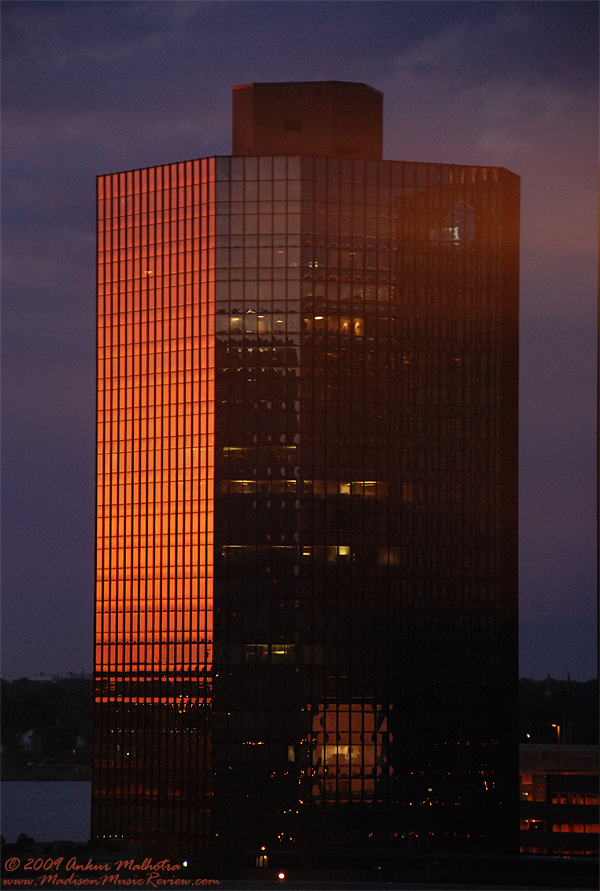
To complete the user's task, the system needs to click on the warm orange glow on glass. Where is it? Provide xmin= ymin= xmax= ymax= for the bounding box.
xmin=311 ymin=703 xmax=392 ymax=803
xmin=95 ymin=159 xmax=215 ymax=700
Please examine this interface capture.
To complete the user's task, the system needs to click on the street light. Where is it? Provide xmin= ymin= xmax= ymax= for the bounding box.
xmin=551 ymin=724 xmax=561 ymax=772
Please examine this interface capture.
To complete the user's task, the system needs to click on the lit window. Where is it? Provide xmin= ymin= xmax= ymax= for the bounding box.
xmin=326 ymin=545 xmax=351 ymax=563
xmin=378 ymin=547 xmax=400 ymax=566
xmin=244 ymin=644 xmax=295 ymax=663
xmin=311 ymin=703 xmax=392 ymax=803
xmin=245 ymin=644 xmax=269 ymax=663
xmin=271 ymin=644 xmax=295 ymax=662
xmin=244 ymin=312 xmax=258 ymax=334
xmin=354 ymin=481 xmax=378 ymax=498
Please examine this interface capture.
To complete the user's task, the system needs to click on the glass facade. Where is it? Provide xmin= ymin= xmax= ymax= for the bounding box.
xmin=94 ymin=152 xmax=519 ymax=854
xmin=94 ymin=160 xmax=215 ymax=847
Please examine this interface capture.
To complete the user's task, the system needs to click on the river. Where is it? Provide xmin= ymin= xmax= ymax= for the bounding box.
xmin=1 ymin=781 xmax=91 ymax=843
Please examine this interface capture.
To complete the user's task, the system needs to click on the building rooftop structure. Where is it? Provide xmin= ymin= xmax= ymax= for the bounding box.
xmin=232 ymin=81 xmax=383 ymax=159
xmin=520 ymin=744 xmax=599 ymax=855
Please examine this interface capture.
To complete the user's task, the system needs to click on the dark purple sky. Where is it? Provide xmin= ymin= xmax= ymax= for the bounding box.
xmin=2 ymin=1 xmax=597 ymax=680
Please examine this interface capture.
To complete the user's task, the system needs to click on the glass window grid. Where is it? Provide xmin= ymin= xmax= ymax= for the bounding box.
xmin=95 ymin=154 xmax=518 ymax=852
xmin=94 ymin=158 xmax=215 ymax=846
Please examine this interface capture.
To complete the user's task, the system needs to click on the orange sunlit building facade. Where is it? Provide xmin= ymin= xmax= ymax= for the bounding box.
xmin=94 ymin=159 xmax=216 ymax=846
xmin=93 ymin=82 xmax=520 ymax=854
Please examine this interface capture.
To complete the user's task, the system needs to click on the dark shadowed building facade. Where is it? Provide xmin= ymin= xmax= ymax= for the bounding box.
xmin=93 ymin=81 xmax=519 ymax=856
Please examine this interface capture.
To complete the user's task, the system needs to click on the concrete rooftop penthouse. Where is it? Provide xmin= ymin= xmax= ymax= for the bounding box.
xmin=232 ymin=81 xmax=383 ymax=160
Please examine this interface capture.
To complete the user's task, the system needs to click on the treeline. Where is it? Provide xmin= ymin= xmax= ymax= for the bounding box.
xmin=1 ymin=678 xmax=92 ymax=779
xmin=519 ymin=677 xmax=598 ymax=745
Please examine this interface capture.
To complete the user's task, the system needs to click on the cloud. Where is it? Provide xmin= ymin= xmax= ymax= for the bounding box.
xmin=474 ymin=76 xmax=577 ymax=154
xmin=382 ymin=3 xmax=587 ymax=161
xmin=393 ymin=20 xmax=471 ymax=70
xmin=390 ymin=3 xmax=529 ymax=73
xmin=3 ymin=1 xmax=210 ymax=72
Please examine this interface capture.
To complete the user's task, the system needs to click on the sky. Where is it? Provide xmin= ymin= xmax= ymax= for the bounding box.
xmin=2 ymin=1 xmax=597 ymax=681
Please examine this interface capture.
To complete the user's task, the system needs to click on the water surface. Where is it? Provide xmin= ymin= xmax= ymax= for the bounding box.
xmin=1 ymin=781 xmax=91 ymax=842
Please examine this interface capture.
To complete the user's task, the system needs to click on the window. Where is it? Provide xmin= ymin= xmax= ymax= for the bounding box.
xmin=301 ymin=545 xmax=352 ymax=564
xmin=303 ymin=315 xmax=363 ymax=335
xmin=244 ymin=644 xmax=295 ymax=663
xmin=378 ymin=548 xmax=400 ymax=566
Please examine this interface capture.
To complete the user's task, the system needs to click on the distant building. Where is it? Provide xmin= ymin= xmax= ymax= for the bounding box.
xmin=51 ymin=672 xmax=93 ymax=681
xmin=520 ymin=744 xmax=599 ymax=855
xmin=93 ymin=81 xmax=519 ymax=854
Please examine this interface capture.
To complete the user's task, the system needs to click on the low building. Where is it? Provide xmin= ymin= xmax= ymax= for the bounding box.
xmin=520 ymin=744 xmax=599 ymax=855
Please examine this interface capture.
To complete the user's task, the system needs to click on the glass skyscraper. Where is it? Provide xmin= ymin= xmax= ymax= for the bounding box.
xmin=93 ymin=82 xmax=519 ymax=856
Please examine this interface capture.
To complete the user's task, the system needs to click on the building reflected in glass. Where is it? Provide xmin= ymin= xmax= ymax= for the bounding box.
xmin=93 ymin=82 xmax=519 ymax=855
